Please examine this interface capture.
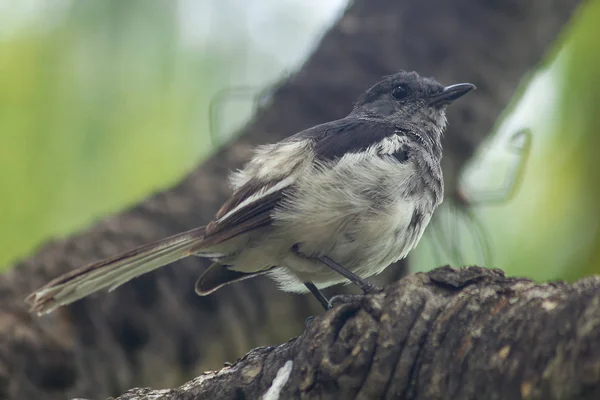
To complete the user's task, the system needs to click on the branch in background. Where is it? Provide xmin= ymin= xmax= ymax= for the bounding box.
xmin=0 ymin=0 xmax=585 ymax=399
xmin=112 ymin=266 xmax=600 ymax=400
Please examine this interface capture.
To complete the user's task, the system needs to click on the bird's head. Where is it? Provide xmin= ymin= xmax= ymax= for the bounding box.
xmin=353 ymin=71 xmax=475 ymax=135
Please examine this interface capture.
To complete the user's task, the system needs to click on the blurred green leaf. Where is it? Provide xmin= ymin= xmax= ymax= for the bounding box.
xmin=0 ymin=0 xmax=225 ymax=268
xmin=413 ymin=0 xmax=600 ymax=283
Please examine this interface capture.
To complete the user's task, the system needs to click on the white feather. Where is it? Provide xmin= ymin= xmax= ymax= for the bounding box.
xmin=229 ymin=140 xmax=312 ymax=189
xmin=218 ymin=175 xmax=297 ymax=223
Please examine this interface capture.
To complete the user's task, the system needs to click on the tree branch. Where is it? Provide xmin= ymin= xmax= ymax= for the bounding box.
xmin=111 ymin=266 xmax=600 ymax=400
xmin=0 ymin=0 xmax=585 ymax=399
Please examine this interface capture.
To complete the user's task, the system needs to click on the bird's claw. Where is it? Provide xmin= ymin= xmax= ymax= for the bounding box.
xmin=329 ymin=293 xmax=365 ymax=307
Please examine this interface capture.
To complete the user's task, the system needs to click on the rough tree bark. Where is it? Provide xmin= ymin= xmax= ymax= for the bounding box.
xmin=112 ymin=266 xmax=600 ymax=400
xmin=0 ymin=0 xmax=585 ymax=399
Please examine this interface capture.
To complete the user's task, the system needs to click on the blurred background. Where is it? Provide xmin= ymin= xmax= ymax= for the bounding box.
xmin=1 ymin=0 xmax=599 ymax=284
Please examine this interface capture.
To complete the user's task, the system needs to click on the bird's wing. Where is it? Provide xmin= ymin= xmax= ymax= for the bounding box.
xmin=204 ymin=119 xmax=405 ymax=237
xmin=309 ymin=118 xmax=403 ymax=162
xmin=199 ymin=176 xmax=297 ymax=246
xmin=198 ymin=119 xmax=396 ymax=243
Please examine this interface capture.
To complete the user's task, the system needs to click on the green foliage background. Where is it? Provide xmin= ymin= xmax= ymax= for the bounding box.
xmin=0 ymin=1 xmax=226 ymax=267
xmin=1 ymin=0 xmax=600 ymax=284
xmin=412 ymin=0 xmax=600 ymax=282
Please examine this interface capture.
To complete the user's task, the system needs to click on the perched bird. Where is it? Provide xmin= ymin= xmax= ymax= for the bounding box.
xmin=27 ymin=71 xmax=475 ymax=314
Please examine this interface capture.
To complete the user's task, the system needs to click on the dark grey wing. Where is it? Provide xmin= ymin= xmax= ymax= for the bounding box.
xmin=200 ymin=119 xmax=381 ymax=243
xmin=201 ymin=118 xmax=409 ymax=245
xmin=298 ymin=118 xmax=407 ymax=162
xmin=201 ymin=178 xmax=285 ymax=244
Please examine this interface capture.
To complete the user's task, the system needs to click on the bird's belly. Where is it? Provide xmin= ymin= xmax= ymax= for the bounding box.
xmin=227 ymin=157 xmax=434 ymax=293
xmin=271 ymin=195 xmax=425 ymax=292
xmin=262 ymin=157 xmax=434 ymax=292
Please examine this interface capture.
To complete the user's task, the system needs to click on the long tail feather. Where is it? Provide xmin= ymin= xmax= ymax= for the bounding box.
xmin=26 ymin=227 xmax=206 ymax=315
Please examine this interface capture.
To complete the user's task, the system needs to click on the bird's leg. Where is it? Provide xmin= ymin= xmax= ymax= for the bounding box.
xmin=292 ymin=246 xmax=382 ymax=313
xmin=304 ymin=282 xmax=331 ymax=311
xmin=316 ymin=255 xmax=382 ymax=294
xmin=303 ymin=280 xmax=368 ymax=314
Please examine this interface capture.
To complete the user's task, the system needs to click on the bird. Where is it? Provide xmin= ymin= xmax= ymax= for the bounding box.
xmin=26 ymin=71 xmax=475 ymax=315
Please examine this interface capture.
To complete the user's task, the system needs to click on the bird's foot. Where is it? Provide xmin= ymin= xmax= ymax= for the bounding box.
xmin=359 ymin=281 xmax=383 ymax=295
xmin=305 ymin=315 xmax=316 ymax=328
xmin=329 ymin=293 xmax=365 ymax=308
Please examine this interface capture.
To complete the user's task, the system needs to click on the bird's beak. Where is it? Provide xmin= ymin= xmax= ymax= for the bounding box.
xmin=428 ymin=83 xmax=476 ymax=105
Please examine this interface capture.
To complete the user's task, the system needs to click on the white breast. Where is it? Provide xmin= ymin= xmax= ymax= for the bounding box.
xmin=270 ymin=149 xmax=434 ymax=290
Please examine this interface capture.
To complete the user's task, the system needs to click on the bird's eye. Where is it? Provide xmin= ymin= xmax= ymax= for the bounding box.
xmin=391 ymin=85 xmax=409 ymax=100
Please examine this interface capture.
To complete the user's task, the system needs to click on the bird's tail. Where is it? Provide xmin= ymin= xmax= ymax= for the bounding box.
xmin=26 ymin=226 xmax=206 ymax=315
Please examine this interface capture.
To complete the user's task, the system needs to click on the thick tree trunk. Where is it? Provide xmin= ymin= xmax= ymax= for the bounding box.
xmin=0 ymin=1 xmax=584 ymax=399
xmin=112 ymin=267 xmax=600 ymax=400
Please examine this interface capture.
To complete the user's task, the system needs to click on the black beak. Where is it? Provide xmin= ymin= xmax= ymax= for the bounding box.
xmin=428 ymin=83 xmax=476 ymax=105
